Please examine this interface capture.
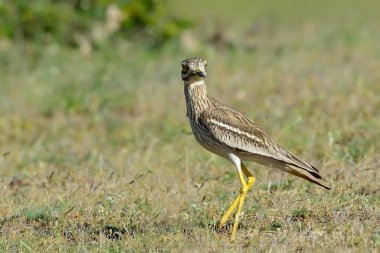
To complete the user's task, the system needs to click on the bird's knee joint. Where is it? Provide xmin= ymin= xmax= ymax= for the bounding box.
xmin=247 ymin=177 xmax=255 ymax=185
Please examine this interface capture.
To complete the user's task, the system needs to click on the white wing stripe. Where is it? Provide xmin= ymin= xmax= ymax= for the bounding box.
xmin=208 ymin=118 xmax=264 ymax=145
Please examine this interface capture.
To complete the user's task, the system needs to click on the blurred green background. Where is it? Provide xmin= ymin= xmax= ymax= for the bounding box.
xmin=1 ymin=0 xmax=380 ymax=47
xmin=0 ymin=0 xmax=379 ymax=251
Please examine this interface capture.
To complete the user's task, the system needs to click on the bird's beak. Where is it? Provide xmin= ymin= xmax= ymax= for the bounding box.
xmin=195 ymin=71 xmax=206 ymax=78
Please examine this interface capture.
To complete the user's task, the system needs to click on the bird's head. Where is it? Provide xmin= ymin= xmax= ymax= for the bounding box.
xmin=181 ymin=57 xmax=207 ymax=82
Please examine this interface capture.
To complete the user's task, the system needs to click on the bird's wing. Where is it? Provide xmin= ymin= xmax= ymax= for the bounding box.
xmin=200 ymin=105 xmax=329 ymax=189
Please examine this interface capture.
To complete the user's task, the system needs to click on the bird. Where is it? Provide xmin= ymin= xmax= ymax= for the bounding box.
xmin=180 ymin=57 xmax=330 ymax=240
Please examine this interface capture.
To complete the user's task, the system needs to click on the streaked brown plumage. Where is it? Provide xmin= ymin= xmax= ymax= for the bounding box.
xmin=181 ymin=57 xmax=330 ymax=239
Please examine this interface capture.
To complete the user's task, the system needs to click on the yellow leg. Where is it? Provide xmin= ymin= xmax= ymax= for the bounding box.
xmin=219 ymin=194 xmax=240 ymax=228
xmin=219 ymin=162 xmax=256 ymax=235
xmin=231 ymin=184 xmax=247 ymax=240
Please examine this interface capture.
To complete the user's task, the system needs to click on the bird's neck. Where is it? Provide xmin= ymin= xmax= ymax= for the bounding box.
xmin=184 ymin=80 xmax=209 ymax=121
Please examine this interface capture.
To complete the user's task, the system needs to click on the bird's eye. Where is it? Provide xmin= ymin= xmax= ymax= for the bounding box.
xmin=205 ymin=63 xmax=207 ymax=70
xmin=182 ymin=65 xmax=188 ymax=72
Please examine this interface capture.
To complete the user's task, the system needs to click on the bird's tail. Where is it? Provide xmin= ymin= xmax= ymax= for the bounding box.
xmin=243 ymin=150 xmax=330 ymax=189
xmin=284 ymin=163 xmax=330 ymax=190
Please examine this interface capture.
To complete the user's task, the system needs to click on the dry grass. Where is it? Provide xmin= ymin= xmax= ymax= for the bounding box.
xmin=1 ymin=5 xmax=380 ymax=252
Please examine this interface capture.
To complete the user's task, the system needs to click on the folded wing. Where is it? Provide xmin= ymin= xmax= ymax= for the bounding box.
xmin=200 ymin=105 xmax=330 ymax=189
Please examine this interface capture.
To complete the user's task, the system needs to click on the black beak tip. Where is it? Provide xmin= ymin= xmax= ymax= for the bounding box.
xmin=196 ymin=71 xmax=205 ymax=78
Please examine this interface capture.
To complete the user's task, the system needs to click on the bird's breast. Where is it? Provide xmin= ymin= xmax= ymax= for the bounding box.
xmin=188 ymin=118 xmax=228 ymax=159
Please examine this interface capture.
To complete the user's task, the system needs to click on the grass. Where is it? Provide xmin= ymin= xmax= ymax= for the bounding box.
xmin=1 ymin=1 xmax=380 ymax=252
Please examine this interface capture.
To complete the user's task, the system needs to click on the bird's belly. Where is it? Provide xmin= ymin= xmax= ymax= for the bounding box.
xmin=199 ymin=140 xmax=228 ymax=158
